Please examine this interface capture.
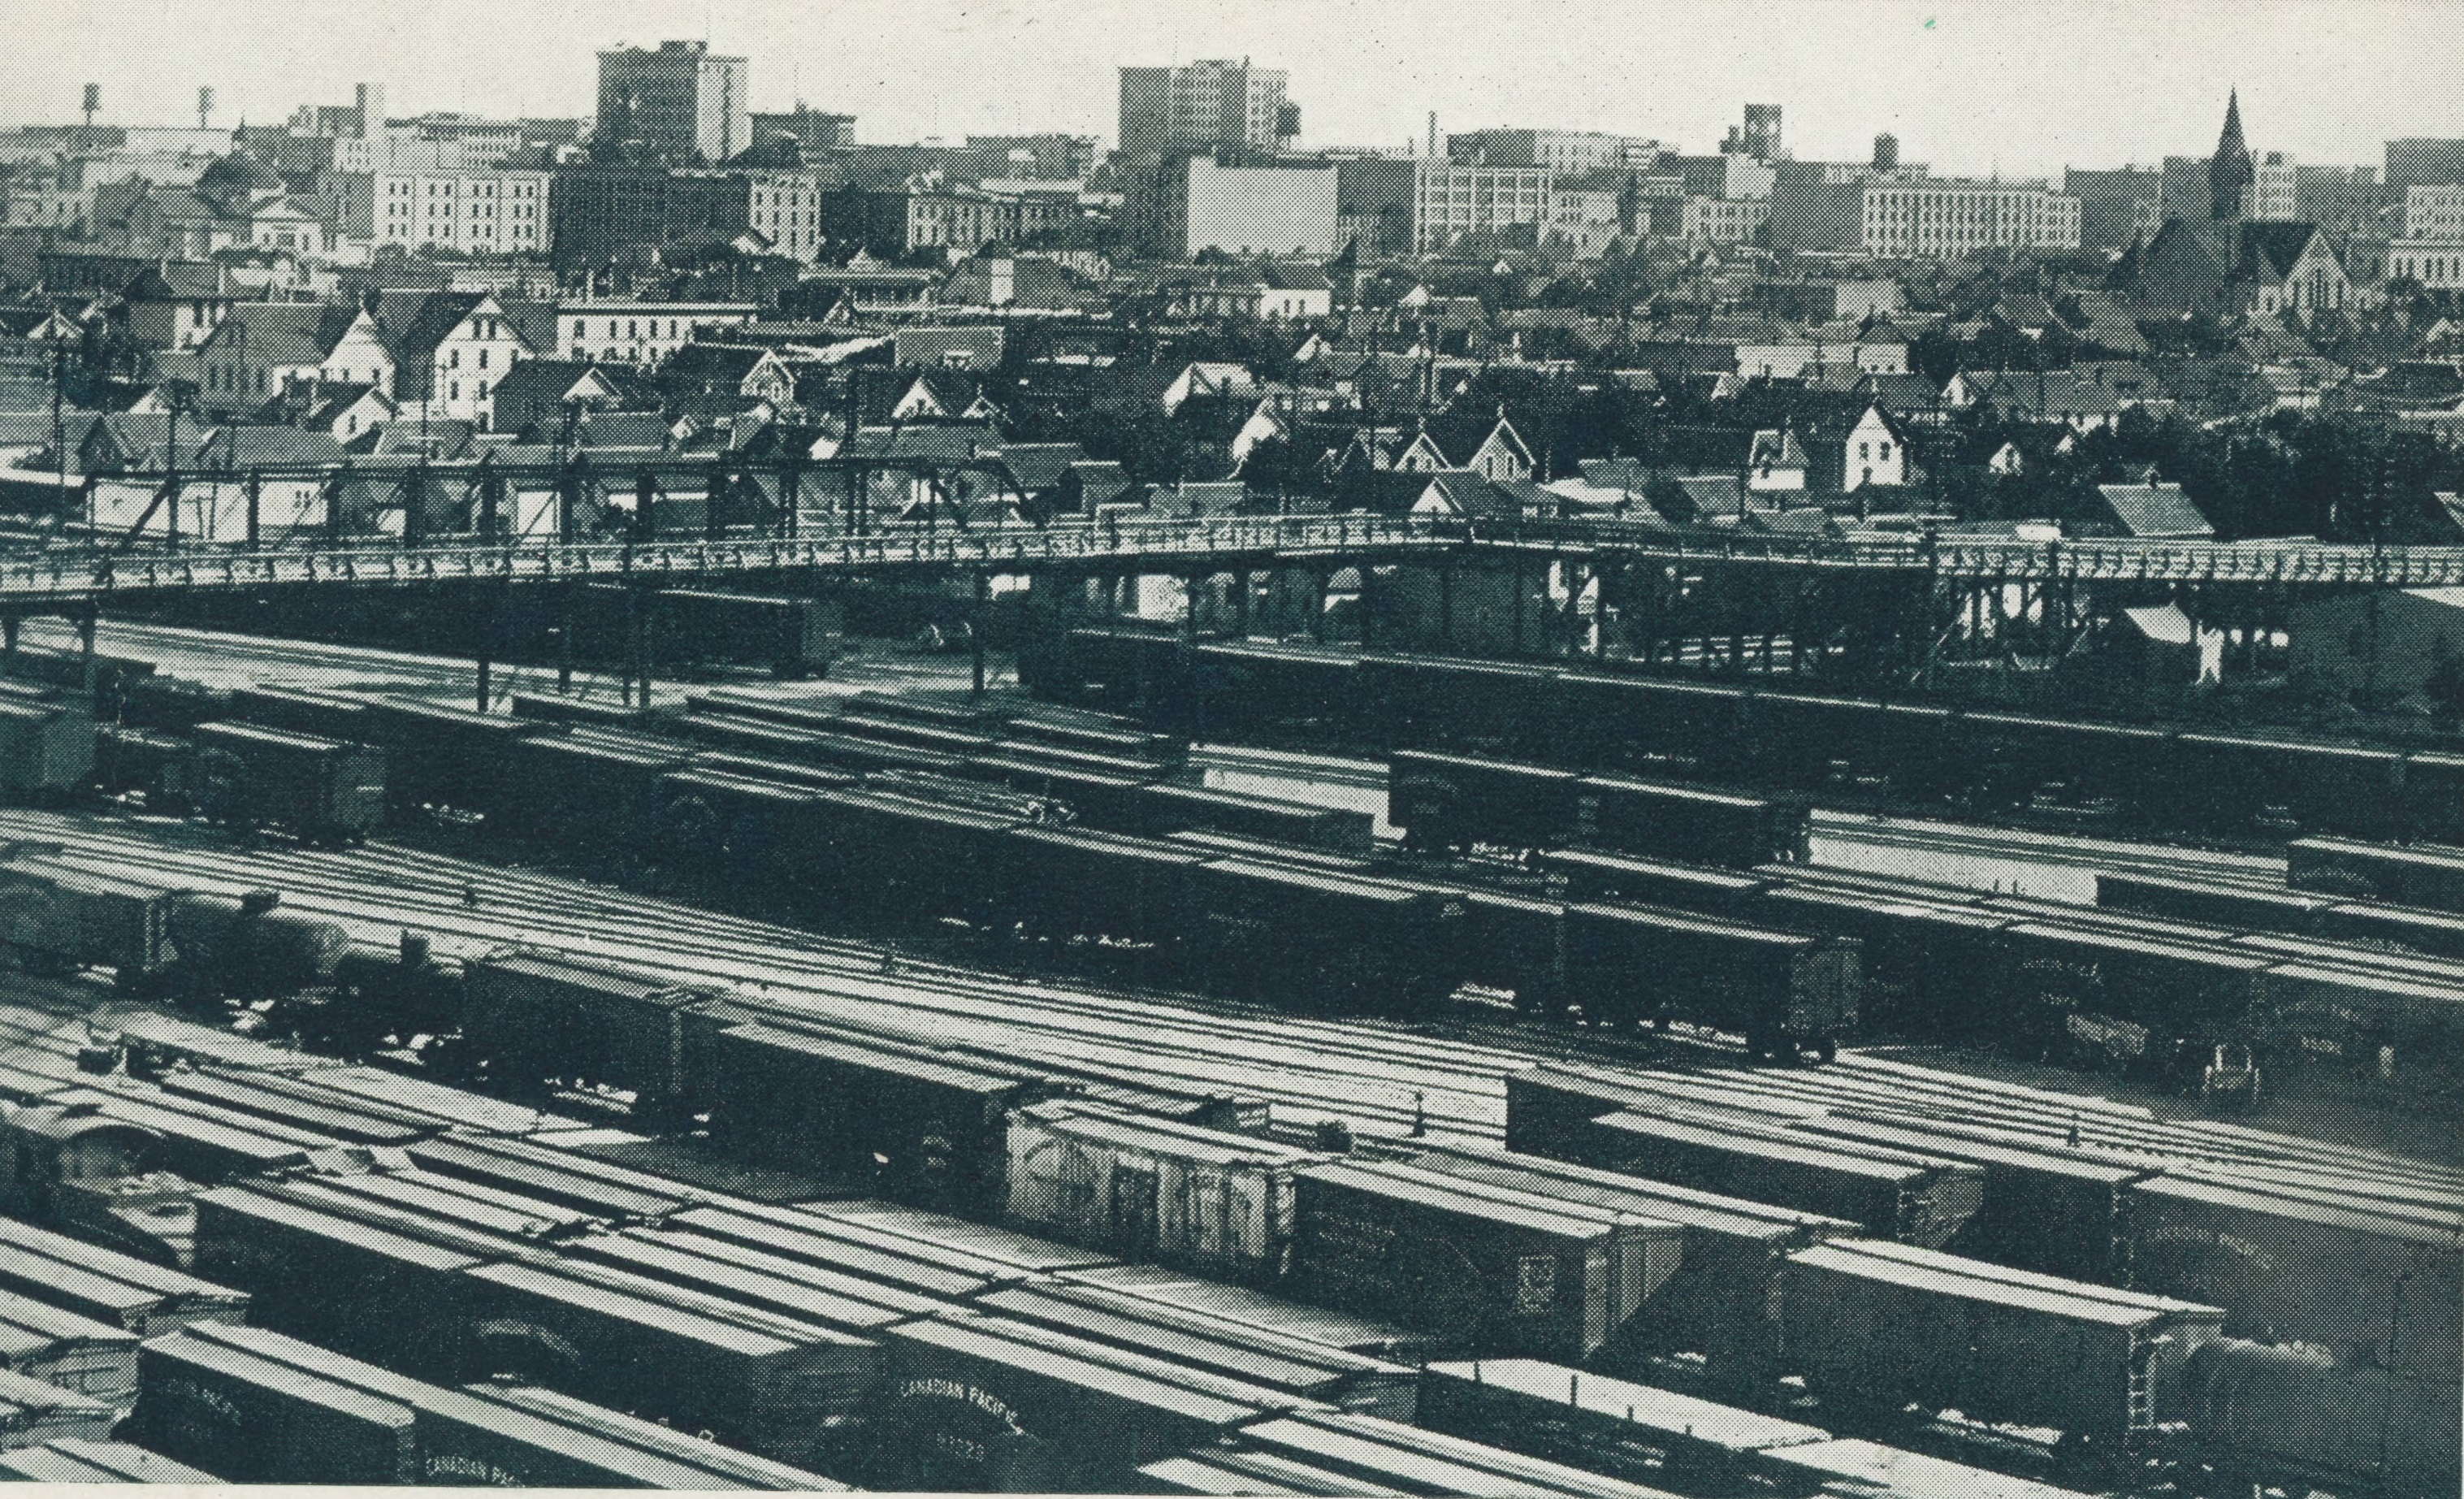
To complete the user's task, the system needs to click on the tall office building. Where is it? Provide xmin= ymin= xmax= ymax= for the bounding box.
xmin=597 ymin=41 xmax=751 ymax=164
xmin=1118 ymin=59 xmax=1292 ymax=160
xmin=1723 ymin=105 xmax=1783 ymax=162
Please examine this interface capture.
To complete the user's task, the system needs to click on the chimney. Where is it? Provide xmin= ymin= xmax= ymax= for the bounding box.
xmin=1427 ymin=113 xmax=1438 ymax=159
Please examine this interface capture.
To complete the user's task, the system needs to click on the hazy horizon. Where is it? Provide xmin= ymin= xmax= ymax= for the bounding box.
xmin=8 ymin=0 xmax=2460 ymax=180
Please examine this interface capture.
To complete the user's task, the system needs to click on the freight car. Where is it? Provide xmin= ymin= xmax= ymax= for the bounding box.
xmin=2287 ymin=836 xmax=2464 ymax=913
xmin=1782 ymin=1238 xmax=2224 ymax=1445
xmin=1388 ymin=750 xmax=1806 ymax=868
xmin=1561 ymin=902 xmax=1859 ymax=1058
xmin=1042 ymin=633 xmax=2464 ymax=843
xmin=188 ymin=722 xmax=387 ymax=844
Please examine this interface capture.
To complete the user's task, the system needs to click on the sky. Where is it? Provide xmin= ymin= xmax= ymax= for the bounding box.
xmin=5 ymin=0 xmax=2460 ymax=180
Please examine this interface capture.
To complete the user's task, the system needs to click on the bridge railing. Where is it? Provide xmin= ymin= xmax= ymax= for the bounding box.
xmin=6 ymin=513 xmax=1471 ymax=600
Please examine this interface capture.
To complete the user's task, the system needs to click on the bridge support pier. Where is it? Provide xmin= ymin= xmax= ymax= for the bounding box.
xmin=972 ymin=570 xmax=989 ymax=699
xmin=77 ymin=607 xmax=96 ymax=697
xmin=1 ymin=616 xmax=15 ymax=676
xmin=1232 ymin=570 xmax=1250 ymax=640
xmin=557 ymin=582 xmax=575 ymax=695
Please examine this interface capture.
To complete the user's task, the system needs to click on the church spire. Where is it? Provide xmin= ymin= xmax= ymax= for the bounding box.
xmin=2210 ymin=88 xmax=2254 ymax=222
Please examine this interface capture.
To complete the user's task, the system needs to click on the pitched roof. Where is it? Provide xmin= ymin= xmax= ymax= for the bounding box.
xmin=371 ymin=290 xmax=490 ymax=362
xmin=2097 ymin=481 xmax=2214 ymax=538
xmin=206 ymin=301 xmax=357 ymax=365
xmin=2237 ymin=221 xmax=2326 ymax=282
xmin=1416 ymin=471 xmax=1522 ymax=520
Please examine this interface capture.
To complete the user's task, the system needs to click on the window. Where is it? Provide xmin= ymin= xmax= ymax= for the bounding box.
xmin=1879 ymin=442 xmax=1892 ymax=461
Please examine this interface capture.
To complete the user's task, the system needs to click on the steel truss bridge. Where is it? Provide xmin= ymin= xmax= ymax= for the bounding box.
xmin=1 ymin=456 xmax=2461 ymax=605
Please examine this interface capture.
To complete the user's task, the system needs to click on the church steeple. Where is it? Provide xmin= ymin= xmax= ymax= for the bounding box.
xmin=2209 ymin=89 xmax=2254 ymax=222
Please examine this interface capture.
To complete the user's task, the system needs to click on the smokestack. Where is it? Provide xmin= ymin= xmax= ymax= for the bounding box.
xmin=1427 ymin=112 xmax=1437 ymax=159
xmin=1873 ymin=132 xmax=1899 ymax=173
xmin=197 ymin=84 xmax=215 ymax=131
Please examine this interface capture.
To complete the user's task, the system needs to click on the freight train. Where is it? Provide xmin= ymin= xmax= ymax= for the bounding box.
xmin=71 ymin=681 xmax=1862 ymax=1052
xmin=1038 ymin=630 xmax=2464 ymax=843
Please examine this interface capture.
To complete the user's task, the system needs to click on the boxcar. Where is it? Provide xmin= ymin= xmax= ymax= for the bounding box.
xmin=2126 ymin=1172 xmax=2461 ymax=1386
xmin=225 ymin=685 xmax=372 ymax=742
xmin=188 ymin=722 xmax=387 ymax=843
xmin=94 ymin=726 xmax=193 ymax=808
xmin=1578 ymin=1111 xmax=1981 ymax=1247
xmin=1786 ymin=1113 xmax=2146 ymax=1284
xmin=1138 ymin=783 xmax=1374 ymax=854
xmin=0 ymin=698 xmax=94 ymax=799
xmin=1184 ymin=858 xmax=1466 ymax=1012
xmin=1562 ymin=902 xmax=1858 ymax=1056
xmin=1193 ymin=642 xmax=1364 ymax=732
xmin=660 ymin=588 xmax=842 ymax=678
xmin=496 ymin=726 xmax=689 ymax=851
xmin=1782 ymin=1238 xmax=2223 ymax=1441
xmin=191 ymin=1187 xmax=481 ymax=1375
xmin=1388 ymin=749 xmax=1580 ymax=851
xmin=869 ymin=1311 xmax=1288 ymax=1493
xmin=1002 ymin=825 xmax=1202 ymax=943
xmin=0 ymin=1215 xmax=248 ymax=1336
xmin=1003 ymin=1100 xmax=1320 ymax=1281
xmin=1288 ymin=1160 xmax=1657 ymax=1365
xmin=1537 ymin=847 xmax=1769 ymax=916
xmin=132 ymin=1330 xmax=418 ymax=1484
xmin=1399 ymin=1141 xmax=1847 ymax=1393
xmin=0 ymin=867 xmax=181 ymax=977
xmin=353 ymin=698 xmax=543 ymax=818
xmin=2287 ymin=836 xmax=2464 ymax=913
xmin=457 ymin=1260 xmax=878 ymax=1469
xmin=1574 ymin=774 xmax=1808 ymax=867
xmin=803 ymin=788 xmax=1020 ymax=922
xmin=1359 ymin=655 xmax=1560 ymax=754
xmin=2404 ymin=752 xmax=2464 ymax=843
xmin=461 ymin=952 xmax=708 ymax=1104
xmin=1417 ymin=1357 xmax=1834 ymax=1493
xmin=704 ymin=1023 xmax=1040 ymax=1214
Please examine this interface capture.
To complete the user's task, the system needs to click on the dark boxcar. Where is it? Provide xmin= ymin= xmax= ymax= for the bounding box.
xmin=803 ymin=788 xmax=1020 ymax=923
xmin=192 ymin=1187 xmax=479 ymax=1375
xmin=188 ymin=721 xmax=387 ymax=842
xmin=1574 ymin=774 xmax=1808 ymax=867
xmin=461 ymin=951 xmax=709 ymax=1103
xmin=830 ymin=711 xmax=1002 ymax=757
xmin=0 ymin=866 xmax=181 ymax=977
xmin=466 ymin=1380 xmax=853 ymax=1489
xmin=1576 ymin=1111 xmax=1982 ymax=1247
xmin=2094 ymin=870 xmax=2332 ymax=936
xmin=661 ymin=588 xmax=842 ymax=678
xmin=1787 ymin=1113 xmax=2146 ymax=1284
xmin=1193 ymin=642 xmax=1363 ymax=733
xmin=225 ymin=685 xmax=372 ymax=742
xmin=93 ymin=726 xmax=193 ymax=809
xmin=1001 ymin=710 xmax=1187 ymax=768
xmin=132 ymin=1332 xmax=418 ymax=1484
xmin=704 ymin=1023 xmax=1039 ymax=1214
xmin=1457 ymin=890 xmax=1565 ymax=1014
xmin=2000 ymin=922 xmax=2271 ymax=1062
xmin=1537 ymin=848 xmax=1769 ymax=916
xmin=2404 ymin=752 xmax=2464 ymax=843
xmin=2288 ymin=836 xmax=2464 ymax=913
xmin=1184 ymin=858 xmax=1466 ymax=1012
xmin=507 ymin=691 xmax=662 ymax=730
xmin=2127 ymin=1172 xmax=2461 ymax=1386
xmin=1554 ymin=671 xmax=1751 ymax=772
xmin=869 ymin=1311 xmax=1285 ymax=1493
xmin=1419 ymin=1137 xmax=1854 ymax=1393
xmin=1953 ymin=711 xmax=2173 ymax=814
xmin=457 ymin=1260 xmax=879 ymax=1470
xmin=353 ymin=697 xmax=543 ymax=818
xmin=1782 ymin=1238 xmax=2223 ymax=1441
xmin=1388 ymin=749 xmax=1579 ymax=851
xmin=1002 ymin=825 xmax=1202 ymax=943
xmin=959 ymin=755 xmax=1154 ymax=830
xmin=1287 ymin=1161 xmax=1642 ymax=1365
xmin=1739 ymin=692 xmax=1891 ymax=790
xmin=496 ymin=726 xmax=689 ymax=851
xmin=1137 ymin=783 xmax=1374 ymax=854
xmin=1756 ymin=884 xmax=2013 ymax=1039
xmin=1562 ymin=902 xmax=1858 ymax=1055
xmin=1361 ymin=656 xmax=1562 ymax=756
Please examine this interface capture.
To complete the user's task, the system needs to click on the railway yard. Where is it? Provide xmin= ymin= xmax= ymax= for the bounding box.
xmin=0 ymin=612 xmax=2445 ymax=1494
